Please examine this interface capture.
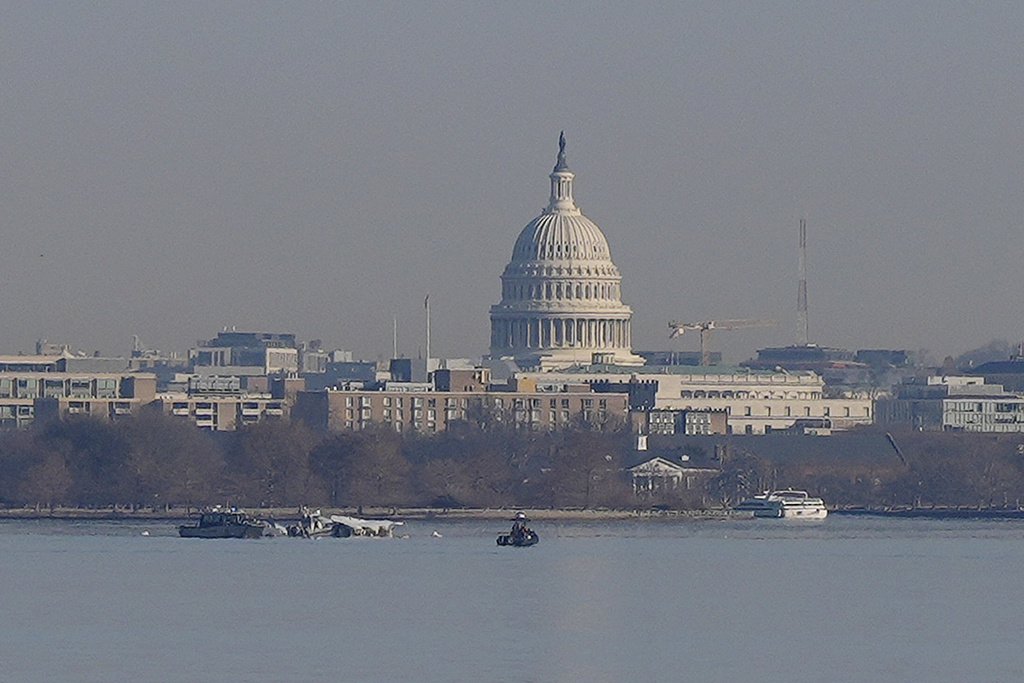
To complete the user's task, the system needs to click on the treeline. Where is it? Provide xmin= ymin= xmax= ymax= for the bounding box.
xmin=707 ymin=428 xmax=1024 ymax=510
xmin=3 ymin=411 xmax=1024 ymax=511
xmin=0 ymin=410 xmax=639 ymax=510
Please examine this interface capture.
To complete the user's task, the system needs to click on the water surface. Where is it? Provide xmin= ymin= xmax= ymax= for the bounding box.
xmin=1 ymin=516 xmax=1021 ymax=682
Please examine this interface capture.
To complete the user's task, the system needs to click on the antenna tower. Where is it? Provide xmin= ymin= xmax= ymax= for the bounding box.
xmin=424 ymin=294 xmax=431 ymax=372
xmin=797 ymin=218 xmax=809 ymax=346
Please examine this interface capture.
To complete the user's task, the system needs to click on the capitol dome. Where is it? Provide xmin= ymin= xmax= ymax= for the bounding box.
xmin=489 ymin=133 xmax=643 ymax=369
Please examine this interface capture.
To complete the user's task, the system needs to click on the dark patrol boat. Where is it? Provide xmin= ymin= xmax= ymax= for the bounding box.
xmin=497 ymin=512 xmax=539 ymax=547
xmin=178 ymin=508 xmax=268 ymax=539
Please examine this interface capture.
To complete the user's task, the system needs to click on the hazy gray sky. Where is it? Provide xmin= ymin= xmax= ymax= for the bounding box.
xmin=2 ymin=2 xmax=1022 ymax=363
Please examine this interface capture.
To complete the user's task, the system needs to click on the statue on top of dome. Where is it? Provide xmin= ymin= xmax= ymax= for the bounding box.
xmin=555 ymin=130 xmax=568 ymax=171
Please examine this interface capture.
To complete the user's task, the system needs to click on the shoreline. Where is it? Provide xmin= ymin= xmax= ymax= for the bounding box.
xmin=4 ymin=505 xmax=1024 ymax=522
xmin=0 ymin=506 xmax=735 ymax=522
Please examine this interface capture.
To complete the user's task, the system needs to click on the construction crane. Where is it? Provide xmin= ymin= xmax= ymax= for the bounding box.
xmin=668 ymin=319 xmax=777 ymax=366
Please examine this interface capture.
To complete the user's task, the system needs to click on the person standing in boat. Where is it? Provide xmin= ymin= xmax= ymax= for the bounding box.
xmin=510 ymin=512 xmax=528 ymax=541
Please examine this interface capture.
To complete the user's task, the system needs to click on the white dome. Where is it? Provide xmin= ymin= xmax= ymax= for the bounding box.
xmin=489 ymin=133 xmax=643 ymax=370
xmin=511 ymin=212 xmax=612 ymax=263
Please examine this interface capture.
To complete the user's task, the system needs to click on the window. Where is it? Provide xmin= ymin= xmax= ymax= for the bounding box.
xmin=43 ymin=378 xmax=64 ymax=398
xmin=96 ymin=378 xmax=117 ymax=399
xmin=17 ymin=378 xmax=39 ymax=399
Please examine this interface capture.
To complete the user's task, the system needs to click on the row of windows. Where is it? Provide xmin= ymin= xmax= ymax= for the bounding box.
xmin=945 ymin=401 xmax=1024 ymax=413
xmin=680 ymin=390 xmax=821 ymax=400
xmin=341 ymin=394 xmax=618 ymax=414
xmin=0 ymin=377 xmax=119 ymax=399
xmin=503 ymin=281 xmax=621 ymax=303
xmin=344 ymin=395 xmax=470 ymax=409
xmin=680 ymin=405 xmax=869 ymax=418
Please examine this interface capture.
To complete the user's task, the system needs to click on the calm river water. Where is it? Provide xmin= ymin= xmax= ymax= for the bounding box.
xmin=2 ymin=515 xmax=1023 ymax=682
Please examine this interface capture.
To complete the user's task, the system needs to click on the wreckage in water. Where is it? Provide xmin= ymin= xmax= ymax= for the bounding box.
xmin=288 ymin=510 xmax=404 ymax=538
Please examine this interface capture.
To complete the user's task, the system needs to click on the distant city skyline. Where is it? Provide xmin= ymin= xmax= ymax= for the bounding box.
xmin=2 ymin=3 xmax=1021 ymax=363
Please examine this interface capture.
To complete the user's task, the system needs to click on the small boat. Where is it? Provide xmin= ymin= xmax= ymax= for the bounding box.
xmin=178 ymin=508 xmax=269 ymax=538
xmin=735 ymin=490 xmax=828 ymax=520
xmin=497 ymin=512 xmax=540 ymax=547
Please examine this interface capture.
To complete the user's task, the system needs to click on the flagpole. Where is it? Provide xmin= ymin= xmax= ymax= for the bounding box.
xmin=424 ymin=294 xmax=431 ymax=376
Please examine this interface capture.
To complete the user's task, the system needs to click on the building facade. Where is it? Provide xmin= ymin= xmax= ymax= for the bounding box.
xmin=0 ymin=369 xmax=157 ymax=428
xmin=293 ymin=386 xmax=630 ymax=434
xmin=876 ymin=376 xmax=1024 ymax=432
xmin=518 ymin=366 xmax=873 ymax=434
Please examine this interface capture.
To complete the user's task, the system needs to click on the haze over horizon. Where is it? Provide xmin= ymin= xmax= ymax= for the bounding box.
xmin=3 ymin=3 xmax=1021 ymax=364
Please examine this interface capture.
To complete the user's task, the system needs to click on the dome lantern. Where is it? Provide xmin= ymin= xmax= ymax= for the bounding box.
xmin=547 ymin=131 xmax=577 ymax=214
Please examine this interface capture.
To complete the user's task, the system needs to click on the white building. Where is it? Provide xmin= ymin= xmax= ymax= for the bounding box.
xmin=489 ymin=133 xmax=643 ymax=370
xmin=518 ymin=366 xmax=873 ymax=434
xmin=877 ymin=375 xmax=1024 ymax=432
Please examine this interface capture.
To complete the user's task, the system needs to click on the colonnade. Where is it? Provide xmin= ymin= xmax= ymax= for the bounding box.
xmin=491 ymin=317 xmax=631 ymax=351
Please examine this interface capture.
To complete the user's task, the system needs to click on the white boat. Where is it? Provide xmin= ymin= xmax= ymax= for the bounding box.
xmin=735 ymin=490 xmax=828 ymax=519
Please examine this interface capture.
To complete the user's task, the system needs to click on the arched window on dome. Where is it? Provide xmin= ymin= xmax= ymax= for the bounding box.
xmin=556 ymin=283 xmax=563 ymax=300
xmin=585 ymin=284 xmax=591 ymax=299
xmin=575 ymin=283 xmax=581 ymax=298
xmin=545 ymin=283 xmax=552 ymax=300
